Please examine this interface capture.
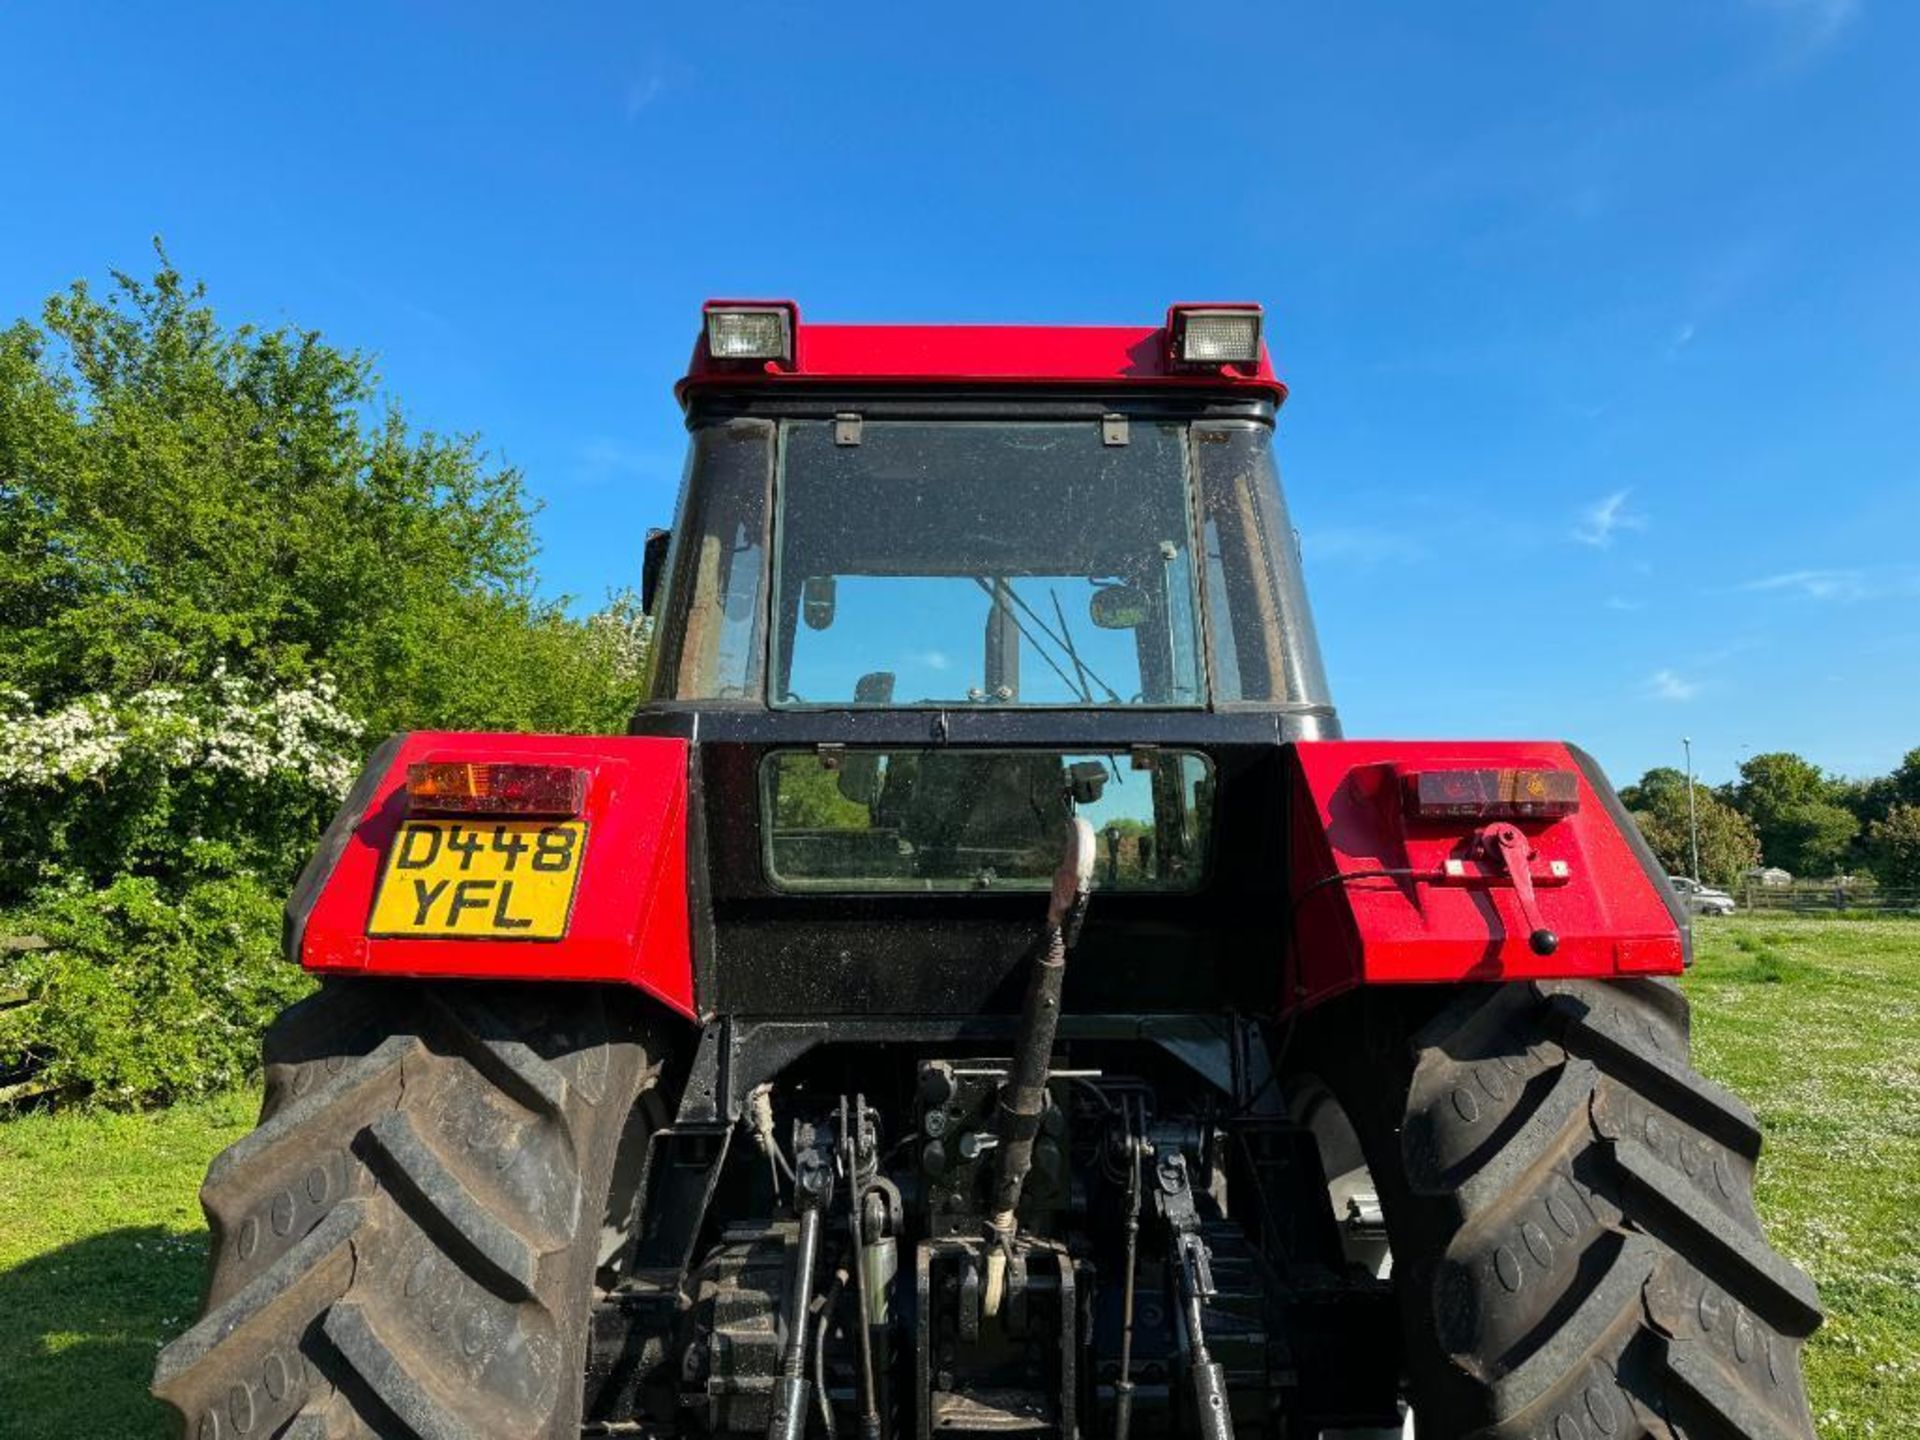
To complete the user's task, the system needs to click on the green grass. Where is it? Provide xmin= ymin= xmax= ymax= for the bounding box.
xmin=1682 ymin=914 xmax=1920 ymax=1434
xmin=0 ymin=916 xmax=1914 ymax=1438
xmin=0 ymin=1089 xmax=256 ymax=1440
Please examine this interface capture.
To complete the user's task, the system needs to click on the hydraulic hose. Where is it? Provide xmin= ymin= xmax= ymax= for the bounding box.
xmin=984 ymin=817 xmax=1094 ymax=1316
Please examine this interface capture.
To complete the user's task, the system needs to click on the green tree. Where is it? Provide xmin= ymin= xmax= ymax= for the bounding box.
xmin=1722 ymin=751 xmax=1858 ymax=878
xmin=0 ymin=247 xmax=643 ymax=738
xmin=0 ymin=252 xmax=651 ymax=1104
xmin=1833 ymin=773 xmax=1899 ymax=867
xmin=0 ymin=250 xmax=650 ymax=902
xmin=1892 ymin=748 xmax=1920 ymax=808
xmin=1865 ymin=804 xmax=1920 ymax=889
xmin=1620 ymin=767 xmax=1761 ymax=890
xmin=770 ymin=755 xmax=873 ymax=830
xmin=1775 ymin=801 xmax=1865 ymax=877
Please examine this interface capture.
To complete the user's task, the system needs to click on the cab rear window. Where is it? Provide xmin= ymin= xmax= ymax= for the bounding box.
xmin=760 ymin=748 xmax=1212 ymax=893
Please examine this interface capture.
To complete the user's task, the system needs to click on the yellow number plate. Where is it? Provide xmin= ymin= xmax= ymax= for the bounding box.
xmin=368 ymin=820 xmax=587 ymax=940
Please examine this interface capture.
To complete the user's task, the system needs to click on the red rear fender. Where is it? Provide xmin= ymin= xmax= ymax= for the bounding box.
xmin=287 ymin=732 xmax=695 ymax=1018
xmin=1283 ymin=740 xmax=1687 ymax=1015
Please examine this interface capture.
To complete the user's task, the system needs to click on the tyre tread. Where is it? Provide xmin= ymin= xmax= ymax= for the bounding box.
xmin=1331 ymin=978 xmax=1822 ymax=1440
xmin=362 ymin=1111 xmax=543 ymax=1301
xmin=154 ymin=982 xmax=653 ymax=1440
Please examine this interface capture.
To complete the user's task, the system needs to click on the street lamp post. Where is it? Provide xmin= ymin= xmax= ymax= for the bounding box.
xmin=1682 ymin=736 xmax=1700 ymax=883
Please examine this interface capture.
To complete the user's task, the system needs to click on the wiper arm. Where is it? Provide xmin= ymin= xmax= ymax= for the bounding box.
xmin=1048 ymin=586 xmax=1123 ymax=705
xmin=972 ymin=576 xmax=1123 ymax=704
xmin=970 ymin=576 xmax=1088 ymax=702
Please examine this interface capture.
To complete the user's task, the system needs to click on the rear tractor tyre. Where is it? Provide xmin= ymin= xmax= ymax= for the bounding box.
xmin=153 ymin=980 xmax=665 ymax=1440
xmin=1292 ymin=978 xmax=1821 ymax=1440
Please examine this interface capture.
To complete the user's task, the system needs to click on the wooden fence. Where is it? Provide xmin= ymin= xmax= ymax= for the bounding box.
xmin=1737 ymin=883 xmax=1920 ymax=914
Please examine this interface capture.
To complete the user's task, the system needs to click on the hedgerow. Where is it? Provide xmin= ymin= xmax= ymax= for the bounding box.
xmin=0 ymin=875 xmax=312 ymax=1107
xmin=0 ymin=250 xmax=646 ymax=1107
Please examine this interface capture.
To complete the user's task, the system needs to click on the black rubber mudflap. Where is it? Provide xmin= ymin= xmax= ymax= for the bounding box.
xmin=153 ymin=982 xmax=657 ymax=1440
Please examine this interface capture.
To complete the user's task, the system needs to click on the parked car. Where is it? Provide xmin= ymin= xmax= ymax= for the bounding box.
xmin=1671 ymin=874 xmax=1737 ymax=915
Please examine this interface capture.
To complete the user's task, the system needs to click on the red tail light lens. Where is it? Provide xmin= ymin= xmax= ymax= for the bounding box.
xmin=407 ymin=762 xmax=586 ymax=817
xmin=1403 ymin=767 xmax=1579 ymax=821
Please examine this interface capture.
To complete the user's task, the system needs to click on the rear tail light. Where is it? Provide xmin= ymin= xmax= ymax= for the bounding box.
xmin=1403 ymin=768 xmax=1579 ymax=821
xmin=1167 ymin=304 xmax=1263 ymax=367
xmin=407 ymin=762 xmax=586 ymax=817
xmin=704 ymin=303 xmax=795 ymax=363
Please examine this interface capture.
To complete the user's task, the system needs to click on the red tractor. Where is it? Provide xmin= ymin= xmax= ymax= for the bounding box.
xmin=155 ymin=303 xmax=1820 ymax=1440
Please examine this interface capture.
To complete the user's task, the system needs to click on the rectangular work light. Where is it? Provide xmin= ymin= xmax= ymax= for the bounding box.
xmin=1167 ymin=304 xmax=1263 ymax=367
xmin=704 ymin=304 xmax=794 ymax=363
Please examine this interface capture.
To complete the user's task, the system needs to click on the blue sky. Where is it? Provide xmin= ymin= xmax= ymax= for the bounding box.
xmin=3 ymin=2 xmax=1914 ymax=786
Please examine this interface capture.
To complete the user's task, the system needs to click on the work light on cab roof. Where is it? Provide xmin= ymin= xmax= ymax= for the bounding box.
xmin=687 ymin=298 xmax=1283 ymax=395
xmin=1163 ymin=302 xmax=1263 ymax=367
xmin=703 ymin=301 xmax=795 ymax=364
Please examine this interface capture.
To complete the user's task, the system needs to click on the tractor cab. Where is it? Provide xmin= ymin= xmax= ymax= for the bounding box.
xmin=636 ymin=303 xmax=1334 ymax=925
xmin=643 ymin=301 xmax=1330 ymax=719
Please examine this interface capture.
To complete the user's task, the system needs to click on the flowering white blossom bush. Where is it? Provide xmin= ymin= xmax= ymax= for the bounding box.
xmin=583 ymin=595 xmax=652 ymax=682
xmin=0 ymin=670 xmax=370 ymax=910
xmin=0 ymin=670 xmax=363 ymax=798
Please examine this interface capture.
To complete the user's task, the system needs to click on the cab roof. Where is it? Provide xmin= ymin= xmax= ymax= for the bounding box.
xmin=676 ymin=301 xmax=1287 ymax=407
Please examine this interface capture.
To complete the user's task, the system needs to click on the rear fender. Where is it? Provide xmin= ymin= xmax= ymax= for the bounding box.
xmin=286 ymin=731 xmax=695 ymax=1018
xmin=1282 ymin=739 xmax=1687 ymax=1016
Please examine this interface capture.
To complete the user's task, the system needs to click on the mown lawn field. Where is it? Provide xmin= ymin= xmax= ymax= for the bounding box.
xmin=1681 ymin=916 xmax=1920 ymax=1434
xmin=0 ymin=915 xmax=1914 ymax=1439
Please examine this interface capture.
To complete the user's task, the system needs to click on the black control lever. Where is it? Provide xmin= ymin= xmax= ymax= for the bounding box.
xmin=1155 ymin=1152 xmax=1232 ymax=1440
xmin=766 ymin=1125 xmax=834 ymax=1440
xmin=841 ymin=1095 xmax=885 ymax=1440
xmin=1113 ymin=1116 xmax=1147 ymax=1440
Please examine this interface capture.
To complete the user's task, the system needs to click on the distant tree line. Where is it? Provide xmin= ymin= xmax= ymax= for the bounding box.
xmin=1620 ymin=749 xmax=1920 ymax=891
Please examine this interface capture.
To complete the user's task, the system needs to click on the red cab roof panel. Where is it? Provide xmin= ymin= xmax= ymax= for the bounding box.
xmin=678 ymin=300 xmax=1286 ymax=406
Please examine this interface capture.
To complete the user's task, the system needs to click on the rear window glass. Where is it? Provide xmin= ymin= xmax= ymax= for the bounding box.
xmin=771 ymin=420 xmax=1203 ymax=708
xmin=760 ymin=748 xmax=1212 ymax=893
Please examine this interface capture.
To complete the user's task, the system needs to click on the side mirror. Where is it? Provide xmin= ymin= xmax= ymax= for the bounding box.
xmin=641 ymin=528 xmax=672 ymax=615
xmin=802 ymin=575 xmax=838 ymax=630
xmin=1066 ymin=760 xmax=1108 ymax=807
xmin=1089 ymin=584 xmax=1149 ymax=630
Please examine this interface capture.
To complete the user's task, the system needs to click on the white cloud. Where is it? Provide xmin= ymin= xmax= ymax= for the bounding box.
xmin=622 ymin=55 xmax=695 ymax=121
xmin=1695 ymin=638 xmax=1766 ymax=666
xmin=1646 ymin=669 xmax=1702 ymax=702
xmin=1736 ymin=568 xmax=1868 ymax=601
xmin=624 ymin=73 xmax=667 ymax=120
xmin=1573 ymin=489 xmax=1647 ymax=548
xmin=912 ymin=650 xmax=952 ymax=672
xmin=1750 ymin=0 xmax=1859 ymax=48
xmin=1604 ymin=595 xmax=1645 ymax=612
